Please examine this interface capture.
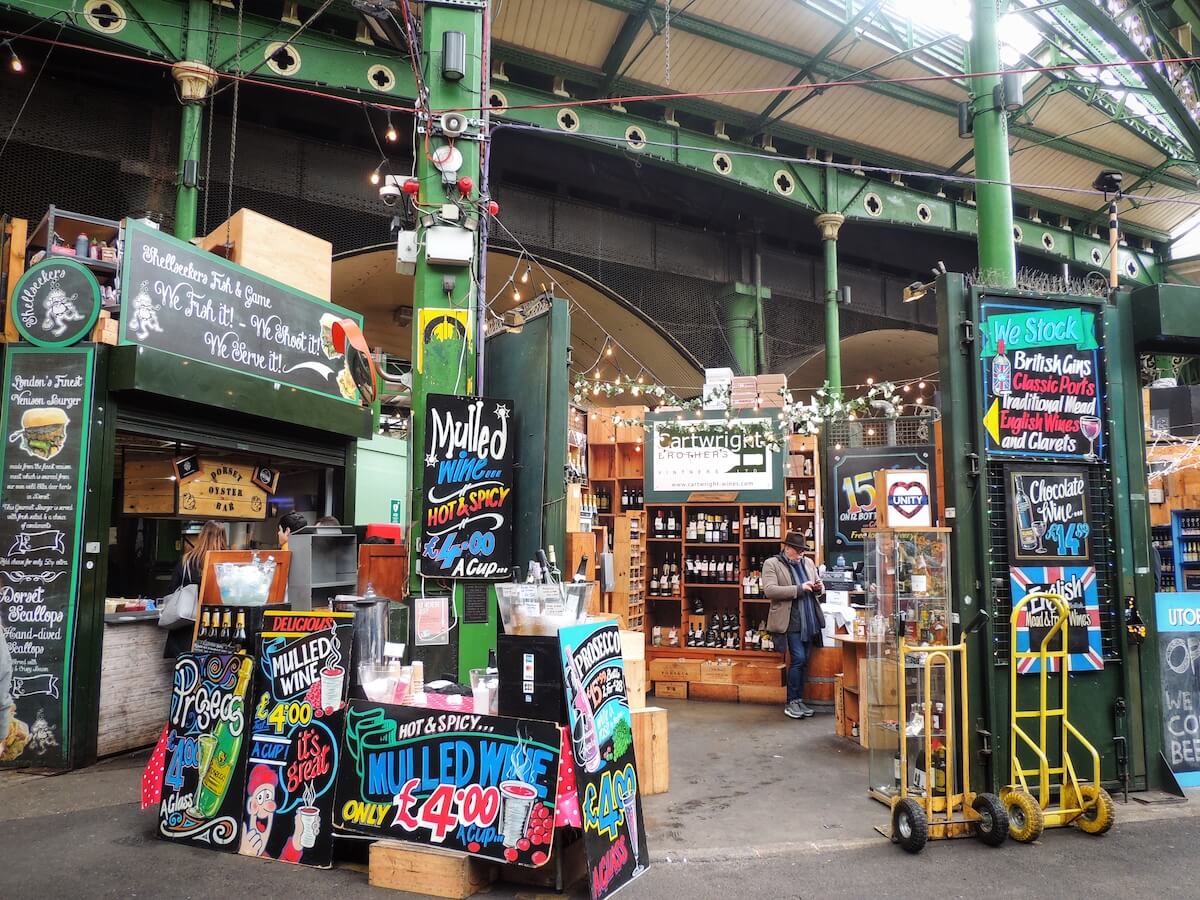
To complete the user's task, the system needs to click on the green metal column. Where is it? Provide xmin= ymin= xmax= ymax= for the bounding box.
xmin=719 ymin=282 xmax=761 ymax=375
xmin=409 ymin=1 xmax=488 ymax=682
xmin=816 ymin=213 xmax=844 ymax=394
xmin=172 ymin=0 xmax=215 ymax=241
xmin=969 ymin=0 xmax=1016 ymax=286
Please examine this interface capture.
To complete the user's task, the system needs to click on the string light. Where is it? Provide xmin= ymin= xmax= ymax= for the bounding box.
xmin=919 ymin=381 xmax=927 ymax=389
xmin=511 ymin=283 xmax=520 ymax=302
xmin=5 ymin=41 xmax=21 ymax=73
xmin=605 ymin=343 xmax=613 ymax=357
xmin=368 ymin=160 xmax=384 ymax=185
xmin=866 ymin=377 xmax=874 ymax=385
xmin=384 ymin=112 xmax=398 ymax=143
xmin=520 ymin=266 xmax=531 ymax=284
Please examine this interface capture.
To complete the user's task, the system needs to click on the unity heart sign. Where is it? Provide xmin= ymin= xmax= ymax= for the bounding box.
xmin=882 ymin=471 xmax=933 ymax=527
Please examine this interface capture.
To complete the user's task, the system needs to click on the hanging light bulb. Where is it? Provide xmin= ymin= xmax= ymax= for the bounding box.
xmin=631 ymin=385 xmax=640 ymax=397
xmin=637 ymin=373 xmax=644 ymax=384
xmin=520 ymin=265 xmax=531 ymax=284
xmin=369 ymin=161 xmax=383 ymax=185
xmin=866 ymin=377 xmax=874 ymax=386
xmin=918 ymin=381 xmax=927 ymax=389
xmin=385 ymin=112 xmax=398 ymax=143
xmin=916 ymin=397 xmax=925 ymax=405
xmin=512 ymin=283 xmax=520 ymax=302
xmin=605 ymin=343 xmax=613 ymax=357
xmin=5 ymin=42 xmax=22 ymax=73
xmin=902 ymin=384 xmax=911 ymax=393
xmin=594 ymin=369 xmax=601 ymax=381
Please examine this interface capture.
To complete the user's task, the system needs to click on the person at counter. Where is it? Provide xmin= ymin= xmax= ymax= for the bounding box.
xmin=763 ymin=530 xmax=825 ymax=720
xmin=163 ymin=521 xmax=229 ymax=658
xmin=277 ymin=511 xmax=309 ymax=551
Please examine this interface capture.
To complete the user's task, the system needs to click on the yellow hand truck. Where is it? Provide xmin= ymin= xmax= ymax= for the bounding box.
xmin=890 ymin=612 xmax=1009 ymax=853
xmin=1001 ymin=591 xmax=1115 ymax=842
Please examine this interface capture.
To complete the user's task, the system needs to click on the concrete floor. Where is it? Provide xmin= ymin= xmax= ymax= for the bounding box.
xmin=3 ymin=698 xmax=1198 ymax=898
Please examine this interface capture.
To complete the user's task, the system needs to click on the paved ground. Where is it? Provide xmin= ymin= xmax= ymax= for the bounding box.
xmin=2 ymin=698 xmax=1198 ymax=898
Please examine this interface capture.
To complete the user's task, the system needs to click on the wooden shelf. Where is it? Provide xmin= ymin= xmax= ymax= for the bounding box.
xmin=685 ymin=542 xmax=739 ymax=548
xmin=646 ymin=645 xmax=780 ymax=661
xmin=647 ymin=537 xmax=683 ymax=542
xmin=684 ymin=582 xmax=738 ymax=589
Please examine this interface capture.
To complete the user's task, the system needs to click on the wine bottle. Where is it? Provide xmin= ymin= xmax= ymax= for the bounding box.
xmin=574 ymin=555 xmax=589 ymax=583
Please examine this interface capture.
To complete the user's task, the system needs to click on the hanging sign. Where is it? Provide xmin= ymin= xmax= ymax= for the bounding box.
xmin=645 ymin=410 xmax=783 ymax=502
xmin=416 ymin=307 xmax=472 ymax=375
xmin=1155 ymin=592 xmax=1200 ymax=787
xmin=158 ymin=653 xmax=254 ymax=850
xmin=1006 ymin=465 xmax=1092 ymax=564
xmin=178 ymin=458 xmax=269 ymax=520
xmin=879 ymin=469 xmax=933 ymax=528
xmin=334 ymin=700 xmax=562 ymax=867
xmin=0 ymin=347 xmax=94 ymax=768
xmin=419 ymin=394 xmax=514 ymax=579
xmin=559 ymin=621 xmax=649 ymax=900
xmin=1010 ymin=567 xmax=1103 ymax=673
xmin=120 ymin=219 xmax=363 ymax=403
xmin=239 ymin=611 xmax=353 ymax=868
xmin=10 ymin=257 xmax=102 ymax=348
xmin=979 ymin=299 xmax=1105 ymax=461
xmin=828 ymin=446 xmax=935 ymax=557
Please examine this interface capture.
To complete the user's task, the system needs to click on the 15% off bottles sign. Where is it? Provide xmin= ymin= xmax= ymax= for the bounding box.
xmin=334 ymin=702 xmax=563 ymax=866
xmin=419 ymin=394 xmax=514 ymax=579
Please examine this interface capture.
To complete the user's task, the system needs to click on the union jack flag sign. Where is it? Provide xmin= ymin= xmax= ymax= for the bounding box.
xmin=1011 ymin=566 xmax=1104 ymax=673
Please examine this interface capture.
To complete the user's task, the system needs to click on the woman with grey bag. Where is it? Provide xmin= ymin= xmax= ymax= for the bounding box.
xmin=763 ymin=530 xmax=825 ymax=719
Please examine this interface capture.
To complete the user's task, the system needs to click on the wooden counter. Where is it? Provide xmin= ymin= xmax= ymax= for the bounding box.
xmin=97 ymin=616 xmax=175 ymax=756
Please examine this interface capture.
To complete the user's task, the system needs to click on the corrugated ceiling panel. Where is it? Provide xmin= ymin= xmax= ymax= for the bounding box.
xmin=1120 ymin=183 xmax=1195 ymax=233
xmin=1028 ymin=91 xmax=1162 ymax=167
xmin=683 ymin=0 xmax=843 ymax=54
xmin=493 ymin=0 xmax=624 ymax=67
xmin=622 ymin=28 xmax=796 ymax=115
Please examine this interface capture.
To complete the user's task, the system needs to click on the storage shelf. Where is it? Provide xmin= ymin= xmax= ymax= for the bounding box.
xmin=45 ymin=250 xmax=119 ymax=273
xmin=684 ymin=582 xmax=739 ymax=588
xmin=685 ymin=542 xmax=739 ymax=548
xmin=743 ymin=537 xmax=783 ymax=542
xmin=310 ymin=579 xmax=357 ymax=589
xmin=646 ymin=645 xmax=780 ymax=660
xmin=648 ymin=537 xmax=683 ymax=542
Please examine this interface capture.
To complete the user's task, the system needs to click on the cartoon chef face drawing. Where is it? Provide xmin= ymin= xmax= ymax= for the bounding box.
xmin=129 ymin=281 xmax=163 ymax=341
xmin=41 ymin=281 xmax=84 ymax=337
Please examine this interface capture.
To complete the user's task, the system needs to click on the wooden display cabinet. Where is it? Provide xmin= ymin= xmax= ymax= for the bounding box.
xmin=784 ymin=434 xmax=822 ymax=561
xmin=189 ymin=550 xmax=291 ymax=647
xmin=608 ymin=513 xmax=645 ymax=630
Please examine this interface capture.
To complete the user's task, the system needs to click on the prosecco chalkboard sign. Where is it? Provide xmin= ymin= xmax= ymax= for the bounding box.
xmin=0 ymin=347 xmax=95 ymax=768
xmin=120 ymin=220 xmax=363 ymax=402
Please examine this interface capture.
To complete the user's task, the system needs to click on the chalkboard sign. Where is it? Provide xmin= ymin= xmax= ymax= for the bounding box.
xmin=240 ymin=611 xmax=353 ymax=868
xmin=418 ymin=394 xmax=514 ymax=579
xmin=0 ymin=347 xmax=95 ymax=768
xmin=10 ymin=257 xmax=101 ymax=347
xmin=1006 ymin=465 xmax=1092 ymax=564
xmin=463 ymin=582 xmax=490 ymax=624
xmin=120 ymin=219 xmax=363 ymax=403
xmin=980 ymin=299 xmax=1105 ymax=461
xmin=827 ymin=446 xmax=935 ymax=559
xmin=1156 ymin=592 xmax=1200 ymax=787
xmin=335 ymin=700 xmax=562 ymax=866
xmin=158 ymin=653 xmax=254 ymax=851
xmin=559 ymin=621 xmax=650 ymax=900
xmin=1011 ymin=566 xmax=1103 ymax=672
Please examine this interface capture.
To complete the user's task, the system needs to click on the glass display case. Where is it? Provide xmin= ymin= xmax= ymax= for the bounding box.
xmin=862 ymin=527 xmax=953 ymax=801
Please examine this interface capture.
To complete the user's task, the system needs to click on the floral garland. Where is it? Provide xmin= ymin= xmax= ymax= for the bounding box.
xmin=573 ymin=375 xmax=905 ymax=449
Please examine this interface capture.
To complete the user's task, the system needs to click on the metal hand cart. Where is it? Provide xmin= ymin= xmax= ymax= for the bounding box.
xmin=888 ymin=612 xmax=1008 ymax=853
xmin=1001 ymin=591 xmax=1115 ymax=842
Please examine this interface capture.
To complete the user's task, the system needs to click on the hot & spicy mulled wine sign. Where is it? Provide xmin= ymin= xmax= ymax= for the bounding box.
xmin=419 ymin=394 xmax=514 ymax=579
xmin=0 ymin=347 xmax=94 ymax=768
xmin=120 ymin=219 xmax=363 ymax=403
xmin=980 ymin=299 xmax=1105 ymax=461
xmin=335 ymin=701 xmax=562 ymax=866
xmin=239 ymin=611 xmax=353 ymax=868
xmin=559 ymin=621 xmax=649 ymax=900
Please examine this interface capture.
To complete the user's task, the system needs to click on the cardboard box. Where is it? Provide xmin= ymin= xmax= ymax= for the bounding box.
xmin=688 ymin=682 xmax=739 ymax=702
xmin=700 ymin=659 xmax=737 ymax=684
xmin=738 ymin=683 xmax=787 ymax=705
xmin=632 ymin=706 xmax=669 ymax=795
xmin=625 ymin=658 xmax=646 ymax=709
xmin=654 ymin=680 xmax=688 ymax=700
xmin=736 ymin=661 xmax=785 ymax=687
xmin=649 ymin=658 xmax=702 ymax=682
xmin=370 ymin=842 xmax=496 ymax=899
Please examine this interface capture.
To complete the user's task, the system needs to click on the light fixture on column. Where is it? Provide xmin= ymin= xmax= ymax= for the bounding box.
xmin=5 ymin=41 xmax=23 ymax=73
xmin=385 ymin=112 xmax=398 ymax=143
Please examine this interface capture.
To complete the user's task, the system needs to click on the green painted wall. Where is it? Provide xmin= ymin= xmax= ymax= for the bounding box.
xmin=354 ymin=434 xmax=409 ymax=526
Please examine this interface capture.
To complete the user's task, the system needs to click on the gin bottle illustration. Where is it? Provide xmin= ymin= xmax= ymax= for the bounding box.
xmin=564 ymin=648 xmax=602 ymax=773
xmin=193 ymin=657 xmax=253 ymax=819
xmin=992 ymin=339 xmax=1012 ymax=396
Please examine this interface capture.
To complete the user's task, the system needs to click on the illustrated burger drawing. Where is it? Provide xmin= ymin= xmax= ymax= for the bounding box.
xmin=14 ymin=408 xmax=69 ymax=459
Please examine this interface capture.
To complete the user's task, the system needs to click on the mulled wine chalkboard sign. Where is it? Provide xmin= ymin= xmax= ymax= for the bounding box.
xmin=120 ymin=220 xmax=363 ymax=402
xmin=418 ymin=394 xmax=514 ymax=579
xmin=0 ymin=347 xmax=95 ymax=768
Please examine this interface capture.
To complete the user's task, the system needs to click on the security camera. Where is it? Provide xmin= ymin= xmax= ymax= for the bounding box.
xmin=379 ymin=174 xmax=403 ymax=207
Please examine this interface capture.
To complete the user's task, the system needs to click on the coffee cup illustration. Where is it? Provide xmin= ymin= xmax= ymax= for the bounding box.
xmin=320 ymin=666 xmax=345 ymax=711
xmin=297 ymin=806 xmax=321 ymax=848
xmin=498 ymin=780 xmax=537 ymax=848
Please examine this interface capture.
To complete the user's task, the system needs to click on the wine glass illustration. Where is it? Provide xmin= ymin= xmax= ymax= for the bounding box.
xmin=1080 ymin=415 xmax=1102 ymax=460
xmin=1032 ymin=520 xmax=1047 ymax=554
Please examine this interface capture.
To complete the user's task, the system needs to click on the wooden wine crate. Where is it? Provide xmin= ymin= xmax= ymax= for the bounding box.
xmin=649 ymin=658 xmax=702 ymax=682
xmin=737 ymin=683 xmax=787 ymax=705
xmin=653 ymin=680 xmax=687 ymax=699
xmin=631 ymin=705 xmax=669 ymax=795
xmin=201 ymin=208 xmax=333 ymax=300
xmin=688 ymin=682 xmax=739 ymax=702
xmin=369 ymin=842 xmax=496 ymax=899
xmin=736 ymin=661 xmax=785 ymax=687
xmin=700 ymin=659 xmax=737 ymax=684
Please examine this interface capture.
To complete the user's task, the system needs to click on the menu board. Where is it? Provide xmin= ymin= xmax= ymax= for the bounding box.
xmin=1010 ymin=567 xmax=1103 ymax=673
xmin=120 ymin=219 xmax=363 ymax=403
xmin=1156 ymin=593 xmax=1200 ymax=788
xmin=0 ymin=347 xmax=94 ymax=768
xmin=419 ymin=394 xmax=514 ymax=580
xmin=559 ymin=621 xmax=649 ymax=900
xmin=980 ymin=299 xmax=1105 ymax=461
xmin=240 ymin=611 xmax=353 ymax=868
xmin=1006 ymin=465 xmax=1092 ymax=564
xmin=158 ymin=653 xmax=254 ymax=851
xmin=828 ymin=446 xmax=935 ymax=558
xmin=645 ymin=411 xmax=783 ymax=501
xmin=335 ymin=701 xmax=561 ymax=867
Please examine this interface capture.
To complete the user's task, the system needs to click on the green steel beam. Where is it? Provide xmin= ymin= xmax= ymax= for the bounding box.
xmin=600 ymin=0 xmax=655 ymax=94
xmin=490 ymin=79 xmax=1163 ymax=281
xmin=583 ymin=0 xmax=1194 ymax=192
xmin=1063 ymin=0 xmax=1200 ymax=157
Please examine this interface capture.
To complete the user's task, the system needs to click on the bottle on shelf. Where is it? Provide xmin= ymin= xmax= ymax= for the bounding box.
xmin=670 ymin=556 xmax=681 ymax=595
xmin=649 ymin=568 xmax=660 ymax=597
xmin=199 ymin=610 xmax=211 ymax=640
xmin=687 ymin=514 xmax=697 ymax=542
xmin=786 ymin=487 xmax=798 ymax=512
xmin=654 ymin=510 xmax=665 ymax=538
xmin=234 ymin=611 xmax=248 ymax=644
xmin=667 ymin=508 xmax=678 ymax=538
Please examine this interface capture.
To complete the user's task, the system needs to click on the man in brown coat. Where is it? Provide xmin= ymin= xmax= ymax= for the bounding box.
xmin=763 ymin=531 xmax=825 ymax=719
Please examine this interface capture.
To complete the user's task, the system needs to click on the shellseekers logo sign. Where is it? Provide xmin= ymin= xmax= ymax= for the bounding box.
xmin=11 ymin=258 xmax=101 ymax=348
xmin=881 ymin=470 xmax=932 ymax=528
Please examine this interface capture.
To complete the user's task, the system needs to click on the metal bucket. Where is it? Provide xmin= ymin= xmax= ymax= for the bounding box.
xmin=332 ymin=593 xmax=392 ymax=678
